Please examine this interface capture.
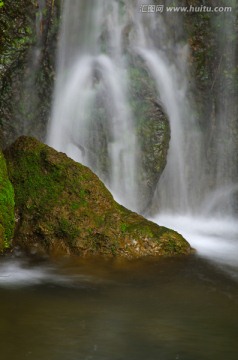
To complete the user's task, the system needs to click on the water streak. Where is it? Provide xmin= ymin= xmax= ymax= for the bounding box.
xmin=47 ymin=0 xmax=139 ymax=211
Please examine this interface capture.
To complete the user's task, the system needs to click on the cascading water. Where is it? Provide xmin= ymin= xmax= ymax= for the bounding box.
xmin=135 ymin=28 xmax=204 ymax=214
xmin=22 ymin=0 xmax=45 ymax=135
xmin=212 ymin=8 xmax=238 ymax=214
xmin=48 ymin=0 xmax=197 ymax=213
xmin=149 ymin=3 xmax=238 ymax=275
xmin=48 ymin=1 xmax=238 ymax=276
xmin=47 ymin=0 xmax=139 ymax=211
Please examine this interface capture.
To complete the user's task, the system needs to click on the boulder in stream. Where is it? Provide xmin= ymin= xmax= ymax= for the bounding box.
xmin=4 ymin=136 xmax=192 ymax=258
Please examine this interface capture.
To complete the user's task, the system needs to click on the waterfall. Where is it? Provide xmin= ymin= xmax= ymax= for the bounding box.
xmin=48 ymin=1 xmax=238 ymax=274
xmin=48 ymin=0 xmax=203 ymax=213
xmin=136 ymin=38 xmax=204 ymax=214
xmin=21 ymin=1 xmax=45 ymax=135
xmin=148 ymin=3 xmax=238 ymax=274
xmin=211 ymin=8 xmax=238 ymax=214
xmin=47 ymin=0 xmax=139 ymax=211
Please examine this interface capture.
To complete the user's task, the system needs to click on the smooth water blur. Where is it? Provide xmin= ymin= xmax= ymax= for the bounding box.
xmin=0 ymin=256 xmax=238 ymax=360
xmin=0 ymin=259 xmax=72 ymax=288
xmin=47 ymin=0 xmax=200 ymax=213
xmin=152 ymin=214 xmax=238 ymax=280
xmin=138 ymin=48 xmax=196 ymax=212
xmin=47 ymin=0 xmax=139 ymax=212
xmin=213 ymin=8 xmax=237 ymax=195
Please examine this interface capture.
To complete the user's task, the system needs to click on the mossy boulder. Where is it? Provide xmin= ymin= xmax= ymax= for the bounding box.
xmin=128 ymin=57 xmax=170 ymax=211
xmin=0 ymin=151 xmax=15 ymax=251
xmin=4 ymin=136 xmax=191 ymax=258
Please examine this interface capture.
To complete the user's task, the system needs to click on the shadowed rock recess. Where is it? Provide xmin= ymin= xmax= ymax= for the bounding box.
xmin=4 ymin=136 xmax=191 ymax=258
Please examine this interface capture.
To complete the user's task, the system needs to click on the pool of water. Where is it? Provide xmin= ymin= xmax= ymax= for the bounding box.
xmin=0 ymin=254 xmax=237 ymax=360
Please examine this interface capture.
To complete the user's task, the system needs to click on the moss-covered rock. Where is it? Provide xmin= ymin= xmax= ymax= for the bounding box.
xmin=128 ymin=57 xmax=170 ymax=211
xmin=4 ymin=136 xmax=191 ymax=258
xmin=0 ymin=151 xmax=15 ymax=251
xmin=0 ymin=0 xmax=61 ymax=148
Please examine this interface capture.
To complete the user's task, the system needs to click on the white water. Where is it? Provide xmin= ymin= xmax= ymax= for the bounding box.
xmin=47 ymin=1 xmax=238 ymax=276
xmin=0 ymin=258 xmax=101 ymax=288
xmin=212 ymin=9 xmax=238 ymax=216
xmin=47 ymin=0 xmax=139 ymax=211
xmin=124 ymin=1 xmax=204 ymax=213
xmin=152 ymin=214 xmax=238 ymax=278
xmin=148 ymin=6 xmax=238 ymax=276
xmin=0 ymin=259 xmax=68 ymax=287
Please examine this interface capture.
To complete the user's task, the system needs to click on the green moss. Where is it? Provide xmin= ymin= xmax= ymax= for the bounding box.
xmin=0 ymin=151 xmax=15 ymax=251
xmin=120 ymin=223 xmax=128 ymax=233
xmin=71 ymin=202 xmax=81 ymax=211
xmin=4 ymin=136 xmax=191 ymax=258
xmin=56 ymin=219 xmax=80 ymax=242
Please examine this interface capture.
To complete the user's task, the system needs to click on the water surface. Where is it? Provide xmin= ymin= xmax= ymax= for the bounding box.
xmin=0 ymin=255 xmax=237 ymax=360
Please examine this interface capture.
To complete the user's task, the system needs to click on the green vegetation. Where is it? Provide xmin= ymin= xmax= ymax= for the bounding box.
xmin=0 ymin=151 xmax=15 ymax=251
xmin=120 ymin=223 xmax=128 ymax=233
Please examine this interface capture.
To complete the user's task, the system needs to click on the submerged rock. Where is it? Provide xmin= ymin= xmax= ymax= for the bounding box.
xmin=0 ymin=151 xmax=15 ymax=251
xmin=4 ymin=136 xmax=191 ymax=258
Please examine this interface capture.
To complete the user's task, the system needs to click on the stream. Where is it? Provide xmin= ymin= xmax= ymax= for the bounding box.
xmin=0 ymin=249 xmax=238 ymax=360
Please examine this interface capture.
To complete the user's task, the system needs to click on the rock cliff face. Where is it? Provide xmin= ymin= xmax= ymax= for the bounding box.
xmin=0 ymin=151 xmax=15 ymax=251
xmin=0 ymin=0 xmax=60 ymax=147
xmin=4 ymin=136 xmax=191 ymax=258
xmin=184 ymin=2 xmax=238 ymax=195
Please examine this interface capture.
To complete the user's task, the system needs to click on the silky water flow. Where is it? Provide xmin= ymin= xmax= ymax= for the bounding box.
xmin=47 ymin=0 xmax=238 ymax=278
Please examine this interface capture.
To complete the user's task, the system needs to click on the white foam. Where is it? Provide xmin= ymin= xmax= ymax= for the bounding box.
xmin=152 ymin=214 xmax=238 ymax=274
xmin=0 ymin=260 xmax=70 ymax=288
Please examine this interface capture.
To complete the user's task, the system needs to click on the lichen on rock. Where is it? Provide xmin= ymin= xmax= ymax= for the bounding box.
xmin=4 ymin=136 xmax=191 ymax=258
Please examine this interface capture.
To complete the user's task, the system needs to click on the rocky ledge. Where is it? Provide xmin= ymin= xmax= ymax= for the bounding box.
xmin=4 ymin=136 xmax=192 ymax=258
